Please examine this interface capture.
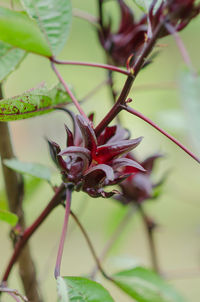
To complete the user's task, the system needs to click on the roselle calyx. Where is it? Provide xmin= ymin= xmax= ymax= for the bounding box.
xmin=98 ymin=0 xmax=200 ymax=67
xmin=115 ymin=152 xmax=163 ymax=204
xmin=48 ymin=111 xmax=145 ymax=198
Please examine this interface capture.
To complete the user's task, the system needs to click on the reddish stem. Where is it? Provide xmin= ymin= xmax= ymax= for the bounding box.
xmin=51 ymin=62 xmax=89 ymax=121
xmin=123 ymin=105 xmax=200 ymax=164
xmin=73 ymin=8 xmax=98 ymax=26
xmin=80 ymin=79 xmax=109 ymax=104
xmin=7 ymin=293 xmax=21 ymax=302
xmin=165 ymin=23 xmax=196 ymax=76
xmin=70 ymin=210 xmax=111 ymax=281
xmin=54 ymin=188 xmax=72 ymax=278
xmin=2 ymin=184 xmax=65 ymax=283
xmin=51 ymin=58 xmax=130 ymax=76
xmin=90 ymin=206 xmax=136 ymax=279
xmin=0 ymin=287 xmax=27 ymax=302
xmin=95 ymin=21 xmax=164 ymax=136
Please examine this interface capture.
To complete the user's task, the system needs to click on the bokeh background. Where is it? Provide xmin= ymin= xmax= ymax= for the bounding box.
xmin=0 ymin=0 xmax=200 ymax=301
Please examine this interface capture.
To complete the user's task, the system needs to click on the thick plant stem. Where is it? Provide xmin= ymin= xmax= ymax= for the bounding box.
xmin=90 ymin=206 xmax=136 ymax=279
xmin=0 ymin=85 xmax=43 ymax=302
xmin=95 ymin=21 xmax=164 ymax=136
xmin=138 ymin=205 xmax=160 ymax=274
xmin=70 ymin=210 xmax=112 ymax=281
xmin=95 ymin=75 xmax=134 ymax=136
xmin=2 ymin=184 xmax=65 ymax=284
xmin=55 ymin=188 xmax=72 ymax=278
xmin=107 ymin=70 xmax=121 ymax=124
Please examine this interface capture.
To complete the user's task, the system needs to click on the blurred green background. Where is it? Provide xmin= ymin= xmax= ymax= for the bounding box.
xmin=0 ymin=0 xmax=200 ymax=301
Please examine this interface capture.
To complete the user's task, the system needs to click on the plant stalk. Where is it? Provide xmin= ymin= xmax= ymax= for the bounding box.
xmin=70 ymin=210 xmax=112 ymax=281
xmin=95 ymin=21 xmax=164 ymax=136
xmin=2 ymin=184 xmax=65 ymax=283
xmin=90 ymin=206 xmax=136 ymax=279
xmin=51 ymin=62 xmax=89 ymax=121
xmin=54 ymin=188 xmax=72 ymax=278
xmin=123 ymin=105 xmax=200 ymax=164
xmin=0 ymin=85 xmax=43 ymax=302
xmin=51 ymin=58 xmax=130 ymax=76
xmin=138 ymin=204 xmax=160 ymax=274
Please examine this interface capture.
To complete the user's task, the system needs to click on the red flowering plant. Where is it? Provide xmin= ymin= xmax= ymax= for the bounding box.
xmin=48 ymin=110 xmax=145 ymax=198
xmin=98 ymin=0 xmax=200 ymax=67
xmin=114 ymin=153 xmax=163 ymax=204
xmin=0 ymin=1 xmax=200 ymax=302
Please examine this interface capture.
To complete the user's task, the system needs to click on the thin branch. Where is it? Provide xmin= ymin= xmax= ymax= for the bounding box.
xmin=0 ymin=287 xmax=28 ymax=302
xmin=98 ymin=0 xmax=104 ymax=28
xmin=138 ymin=205 xmax=160 ymax=274
xmin=2 ymin=184 xmax=65 ymax=283
xmin=90 ymin=206 xmax=136 ymax=279
xmin=10 ymin=0 xmax=14 ymax=9
xmin=7 ymin=292 xmax=21 ymax=302
xmin=51 ymin=62 xmax=89 ymax=121
xmin=80 ymin=79 xmax=109 ymax=104
xmin=73 ymin=8 xmax=98 ymax=26
xmin=165 ymin=23 xmax=196 ymax=76
xmin=123 ymin=105 xmax=200 ymax=164
xmin=55 ymin=188 xmax=72 ymax=278
xmin=70 ymin=210 xmax=112 ymax=281
xmin=51 ymin=58 xmax=130 ymax=76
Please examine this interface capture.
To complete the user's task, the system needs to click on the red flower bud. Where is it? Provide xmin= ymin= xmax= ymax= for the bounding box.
xmin=48 ymin=111 xmax=145 ymax=198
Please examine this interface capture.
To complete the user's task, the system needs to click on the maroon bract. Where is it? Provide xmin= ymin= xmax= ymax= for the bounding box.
xmin=48 ymin=112 xmax=145 ymax=198
xmin=150 ymin=0 xmax=200 ymax=37
xmin=115 ymin=153 xmax=162 ymax=204
xmin=99 ymin=0 xmax=147 ymax=66
xmin=98 ymin=0 xmax=199 ymax=67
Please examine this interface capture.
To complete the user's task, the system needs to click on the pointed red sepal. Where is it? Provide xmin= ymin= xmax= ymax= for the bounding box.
xmin=95 ymin=136 xmax=143 ymax=163
xmin=64 ymin=124 xmax=74 ymax=147
xmin=76 ymin=115 xmax=97 ymax=153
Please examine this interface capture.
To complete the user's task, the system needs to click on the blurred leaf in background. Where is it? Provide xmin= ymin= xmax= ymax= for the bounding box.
xmin=179 ymin=70 xmax=200 ymax=153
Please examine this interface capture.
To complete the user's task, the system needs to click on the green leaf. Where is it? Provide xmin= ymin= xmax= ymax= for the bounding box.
xmin=20 ymin=0 xmax=72 ymax=55
xmin=57 ymin=277 xmax=69 ymax=302
xmin=113 ymin=266 xmax=186 ymax=302
xmin=62 ymin=277 xmax=115 ymax=302
xmin=179 ymin=70 xmax=200 ymax=152
xmin=0 ymin=83 xmax=72 ymax=121
xmin=4 ymin=158 xmax=53 ymax=182
xmin=0 ymin=209 xmax=18 ymax=226
xmin=0 ymin=6 xmax=52 ymax=57
xmin=0 ymin=41 xmax=26 ymax=82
